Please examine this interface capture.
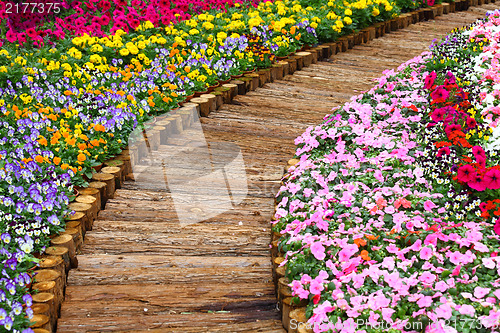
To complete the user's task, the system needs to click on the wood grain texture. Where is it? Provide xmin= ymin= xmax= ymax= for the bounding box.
xmin=57 ymin=4 xmax=498 ymax=332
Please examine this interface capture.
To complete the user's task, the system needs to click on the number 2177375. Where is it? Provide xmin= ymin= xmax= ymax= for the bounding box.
xmin=5 ymin=2 xmax=61 ymax=14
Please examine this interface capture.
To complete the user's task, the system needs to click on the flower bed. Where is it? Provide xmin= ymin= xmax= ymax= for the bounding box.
xmin=272 ymin=10 xmax=500 ymax=333
xmin=0 ymin=0 xmax=464 ymax=330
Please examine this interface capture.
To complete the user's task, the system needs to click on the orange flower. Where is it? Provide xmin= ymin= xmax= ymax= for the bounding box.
xmin=38 ymin=137 xmax=48 ymax=146
xmin=34 ymin=155 xmax=44 ymax=163
xmin=66 ymin=137 xmax=76 ymax=146
xmin=77 ymin=153 xmax=86 ymax=162
xmin=94 ymin=124 xmax=106 ymax=132
xmin=360 ymin=250 xmax=371 ymax=261
xmin=78 ymin=143 xmax=87 ymax=150
xmin=53 ymin=156 xmax=61 ymax=165
xmin=365 ymin=234 xmax=379 ymax=241
xmin=90 ymin=139 xmax=100 ymax=147
xmin=353 ymin=238 xmax=367 ymax=247
xmin=61 ymin=163 xmax=69 ymax=170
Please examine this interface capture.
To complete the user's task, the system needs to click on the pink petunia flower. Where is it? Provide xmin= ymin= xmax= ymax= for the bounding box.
xmin=419 ymin=271 xmax=436 ymax=284
xmin=419 ymin=247 xmax=433 ymax=260
xmin=311 ymin=242 xmax=326 ymax=261
xmin=423 ymin=200 xmax=436 ymax=212
xmin=417 ymin=295 xmax=433 ymax=308
xmin=474 ymin=287 xmax=490 ymax=299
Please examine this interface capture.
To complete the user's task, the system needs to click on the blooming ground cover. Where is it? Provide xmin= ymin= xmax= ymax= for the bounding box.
xmin=272 ymin=10 xmax=500 ymax=333
xmin=0 ymin=0 xmax=453 ymax=331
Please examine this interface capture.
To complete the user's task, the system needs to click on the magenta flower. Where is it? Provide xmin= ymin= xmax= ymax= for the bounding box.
xmin=472 ymin=145 xmax=486 ymax=160
xmin=437 ymin=147 xmax=450 ymax=157
xmin=424 ymin=71 xmax=437 ymax=90
xmin=457 ymin=164 xmax=477 ymax=183
xmin=430 ymin=107 xmax=447 ymax=122
xmin=449 ymin=251 xmax=463 ymax=265
xmin=417 ymin=295 xmax=433 ymax=308
xmin=468 ymin=175 xmax=487 ymax=191
xmin=458 ymin=304 xmax=476 ymax=316
xmin=494 ymin=219 xmax=500 ymax=236
xmin=484 ymin=168 xmax=500 ymax=189
xmin=436 ymin=303 xmax=452 ymax=319
xmin=431 ymin=86 xmax=450 ymax=102
xmin=309 ymin=280 xmax=324 ymax=295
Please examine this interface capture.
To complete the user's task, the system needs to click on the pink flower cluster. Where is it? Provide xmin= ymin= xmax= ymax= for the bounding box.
xmin=0 ymin=0 xmax=267 ymax=46
xmin=273 ymin=52 xmax=500 ymax=332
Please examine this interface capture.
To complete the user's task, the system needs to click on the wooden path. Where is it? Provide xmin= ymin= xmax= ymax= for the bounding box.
xmin=57 ymin=3 xmax=499 ymax=332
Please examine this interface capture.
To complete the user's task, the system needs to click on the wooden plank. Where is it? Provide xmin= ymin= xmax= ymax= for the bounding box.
xmin=58 ymin=314 xmax=284 ymax=332
xmin=67 ymin=255 xmax=272 ymax=285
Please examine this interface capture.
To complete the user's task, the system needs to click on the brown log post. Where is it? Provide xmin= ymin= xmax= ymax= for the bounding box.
xmin=50 ymin=234 xmax=77 ymax=268
xmin=272 ymin=64 xmax=284 ymax=80
xmin=319 ymin=45 xmax=331 ymax=58
xmin=32 ymin=269 xmax=63 ymax=315
xmin=442 ymin=2 xmax=450 ymax=13
xmin=190 ymin=97 xmax=211 ymax=117
xmin=295 ymin=52 xmax=313 ymax=67
xmin=289 ymin=308 xmax=309 ymax=333
xmin=287 ymin=58 xmax=297 ymax=74
xmin=78 ymin=187 xmax=101 ymax=216
xmin=102 ymin=166 xmax=123 ymax=190
xmin=66 ymin=211 xmax=86 ymax=238
xmin=222 ymin=83 xmax=238 ymax=99
xmin=200 ymin=94 xmax=217 ymax=113
xmin=210 ymin=91 xmax=224 ymax=109
xmin=38 ymin=256 xmax=66 ymax=282
xmin=31 ymin=292 xmax=56 ymax=329
xmin=44 ymin=246 xmax=70 ymax=273
xmin=67 ymin=202 xmax=93 ymax=232
xmin=257 ymin=70 xmax=267 ymax=86
xmin=239 ymin=77 xmax=253 ymax=92
xmin=91 ymin=173 xmax=115 ymax=201
xmin=32 ymin=303 xmax=51 ymax=317
xmin=232 ymin=80 xmax=246 ymax=95
xmin=279 ymin=61 xmax=290 ymax=76
xmin=29 ymin=315 xmax=51 ymax=332
xmin=75 ymin=195 xmax=98 ymax=225
xmin=214 ymin=86 xmax=231 ymax=103
xmin=61 ymin=227 xmax=83 ymax=252
xmin=309 ymin=49 xmax=318 ymax=64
